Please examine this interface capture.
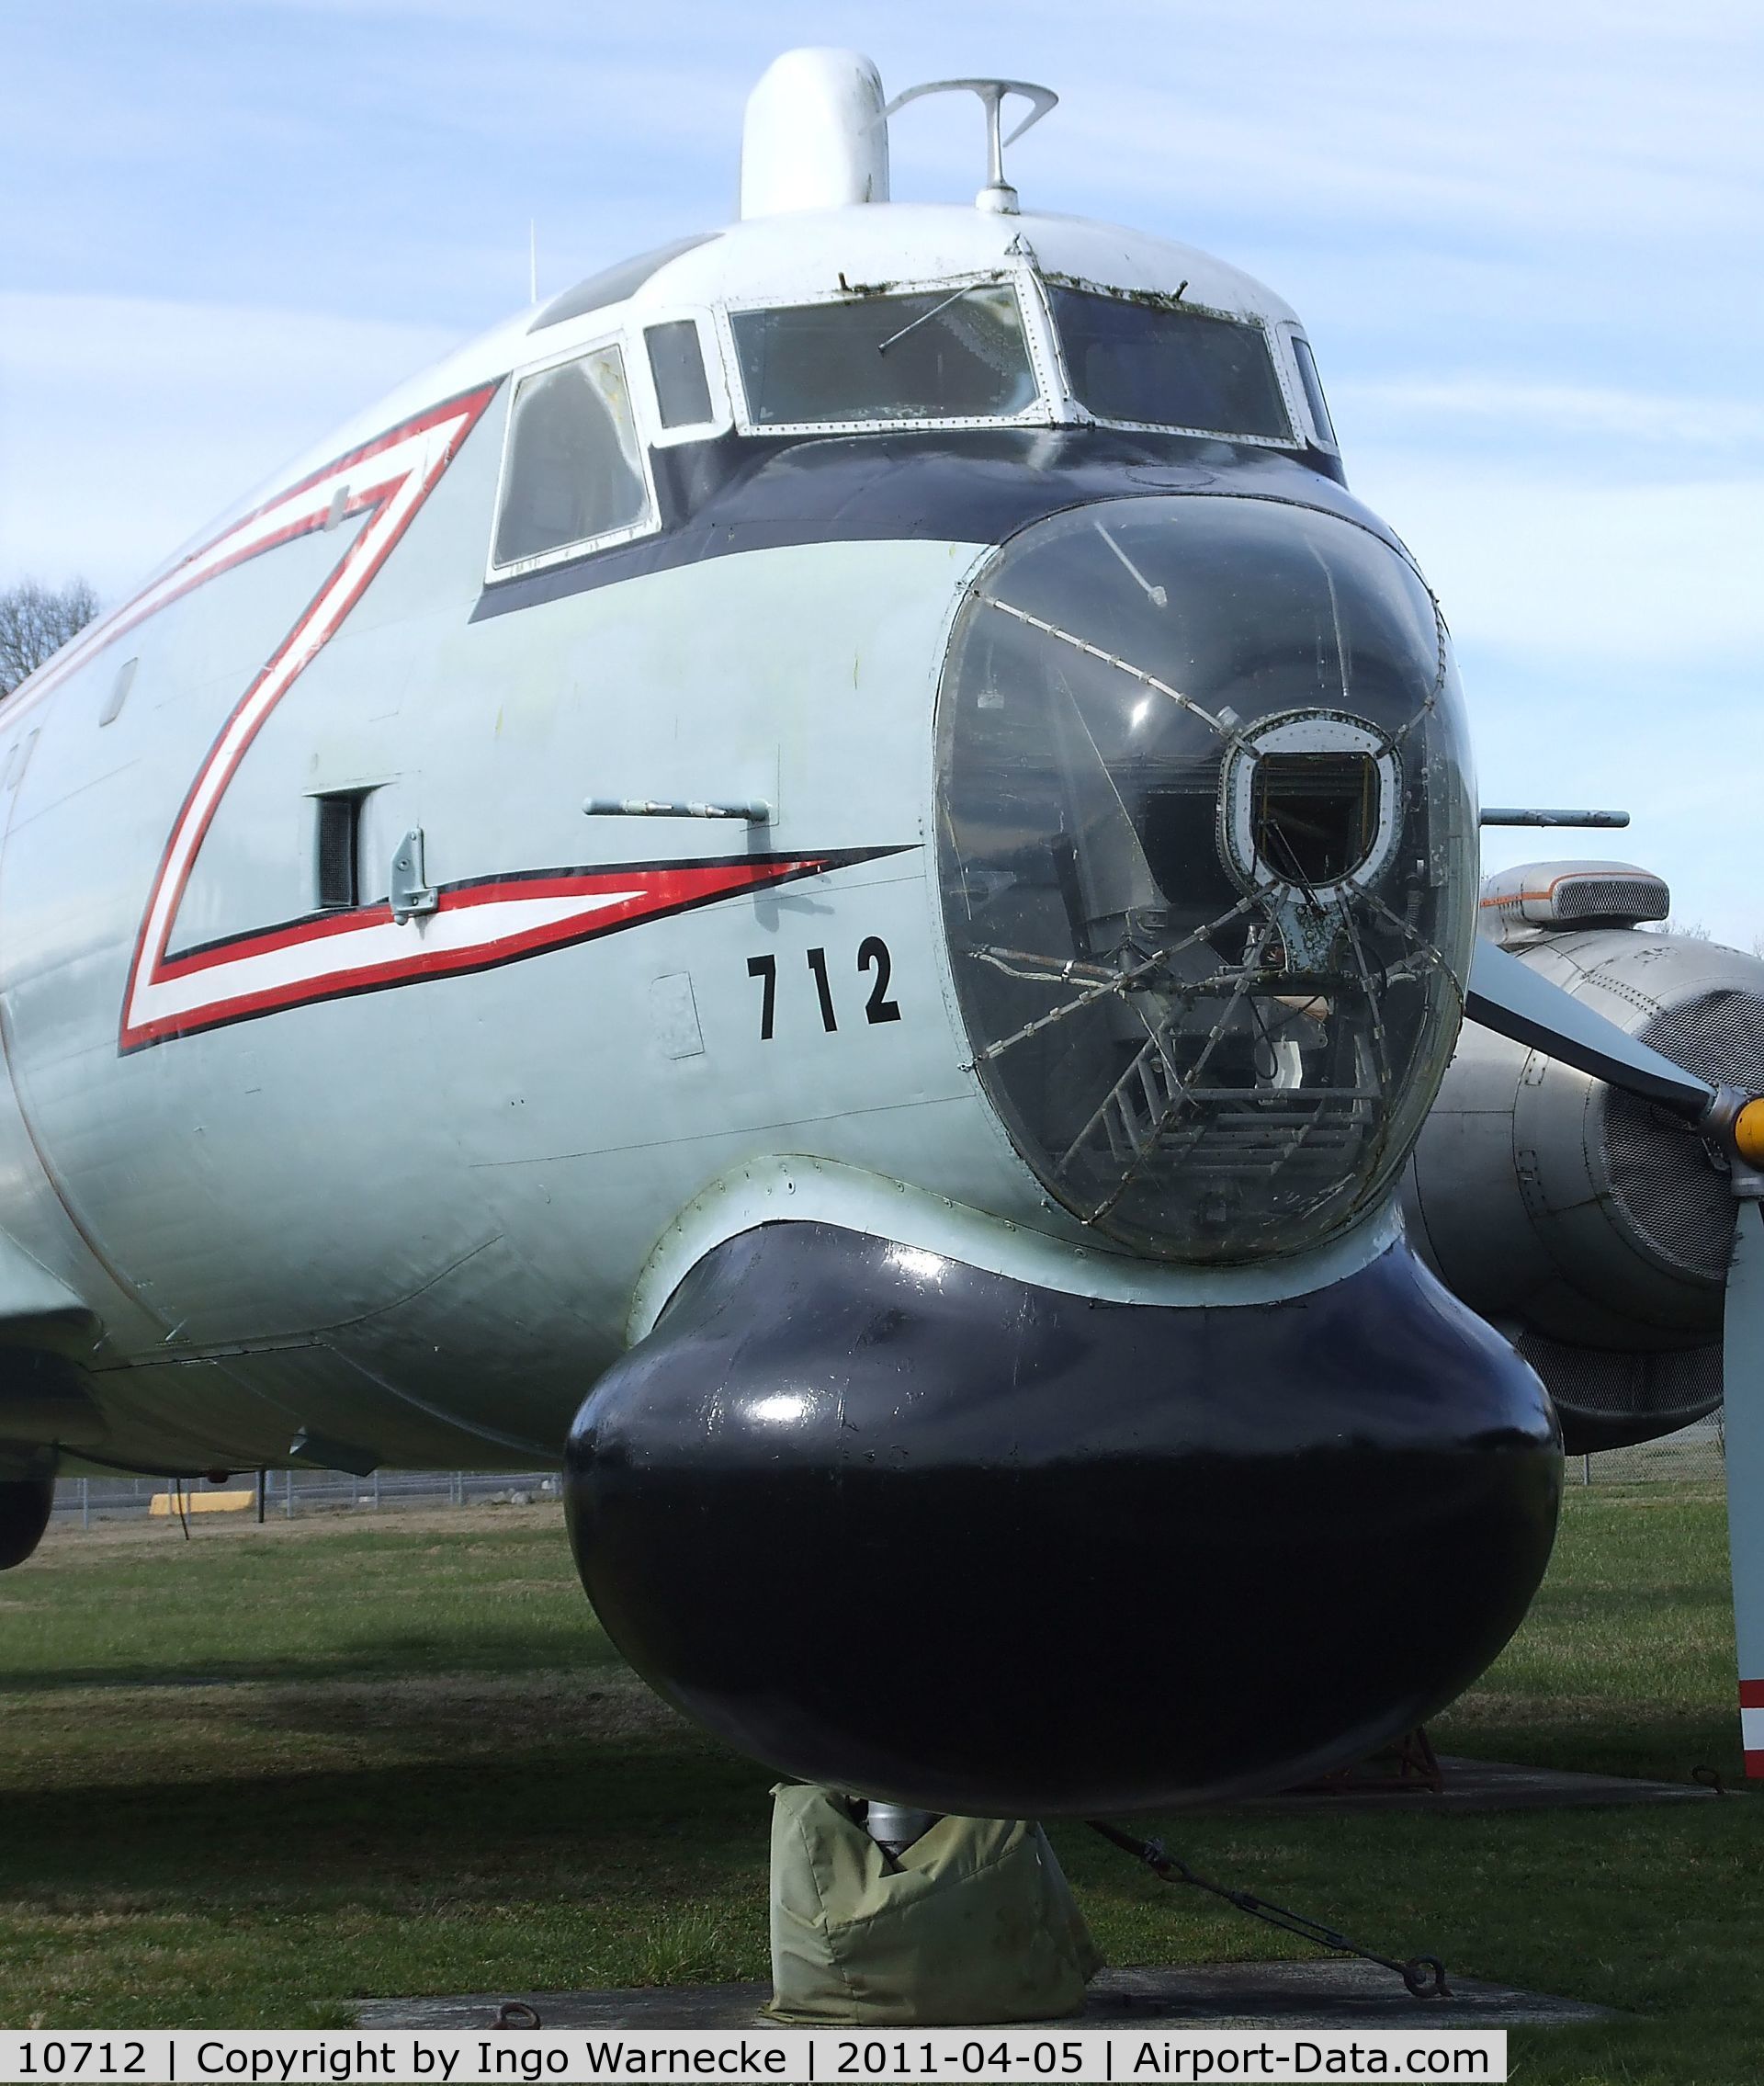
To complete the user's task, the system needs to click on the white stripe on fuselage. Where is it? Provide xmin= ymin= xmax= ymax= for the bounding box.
xmin=149 ymin=890 xmax=643 ymax=1023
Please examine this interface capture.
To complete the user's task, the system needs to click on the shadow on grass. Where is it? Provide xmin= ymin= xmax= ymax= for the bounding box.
xmin=0 ymin=1627 xmax=629 ymax=1695
xmin=1 ymin=1739 xmax=778 ymax=1901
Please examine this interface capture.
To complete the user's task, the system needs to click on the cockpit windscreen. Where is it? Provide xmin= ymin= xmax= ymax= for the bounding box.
xmin=1050 ymin=288 xmax=1292 ymax=440
xmin=730 ymin=286 xmax=1037 ymax=426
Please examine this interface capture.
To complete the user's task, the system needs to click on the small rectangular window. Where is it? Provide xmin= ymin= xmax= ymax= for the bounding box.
xmin=492 ymin=343 xmax=654 ymax=573
xmin=1291 ymin=336 xmax=1337 ymax=448
xmin=1049 ymin=288 xmax=1292 ymax=441
xmin=316 ymin=794 xmax=360 ymax=910
xmin=730 ymin=286 xmax=1037 ymax=427
xmin=646 ymin=321 xmax=714 ymax=428
xmin=1252 ymin=752 xmax=1377 ymax=885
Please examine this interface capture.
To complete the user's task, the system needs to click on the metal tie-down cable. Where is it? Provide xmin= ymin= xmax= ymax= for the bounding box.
xmin=1086 ymin=1819 xmax=1450 ymax=2000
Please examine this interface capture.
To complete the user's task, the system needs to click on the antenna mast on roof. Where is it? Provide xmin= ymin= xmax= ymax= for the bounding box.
xmin=884 ymin=76 xmax=1058 ymax=214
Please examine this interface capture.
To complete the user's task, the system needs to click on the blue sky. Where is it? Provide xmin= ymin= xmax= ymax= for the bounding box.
xmin=4 ymin=0 xmax=1761 ymax=942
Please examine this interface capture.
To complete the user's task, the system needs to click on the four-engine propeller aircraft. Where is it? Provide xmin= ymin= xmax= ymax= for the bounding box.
xmin=2 ymin=49 xmax=1759 ymax=1804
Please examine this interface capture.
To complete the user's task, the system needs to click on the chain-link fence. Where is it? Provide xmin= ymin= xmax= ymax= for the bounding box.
xmin=50 ymin=1467 xmax=560 ymax=1528
xmin=1577 ymin=1411 xmax=1724 ymax=1485
xmin=46 ymin=1411 xmax=1726 ymax=1530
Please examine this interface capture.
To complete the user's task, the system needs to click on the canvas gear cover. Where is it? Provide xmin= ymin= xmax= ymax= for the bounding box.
xmin=767 ymin=1784 xmax=1101 ymax=2024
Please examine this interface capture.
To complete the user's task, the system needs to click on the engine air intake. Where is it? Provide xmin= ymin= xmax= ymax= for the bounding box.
xmin=1480 ymin=860 xmax=1669 ymax=938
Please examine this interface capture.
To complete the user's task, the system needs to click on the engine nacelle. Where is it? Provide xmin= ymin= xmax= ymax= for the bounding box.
xmin=1404 ymin=866 xmax=1764 ymax=1453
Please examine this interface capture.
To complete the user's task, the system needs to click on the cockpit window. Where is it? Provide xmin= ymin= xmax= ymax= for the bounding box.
xmin=729 ymin=285 xmax=1038 ymax=427
xmin=1290 ymin=336 xmax=1337 ymax=448
xmin=646 ymin=321 xmax=715 ymax=429
xmin=492 ymin=344 xmax=653 ymax=573
xmin=1049 ymin=287 xmax=1292 ymax=441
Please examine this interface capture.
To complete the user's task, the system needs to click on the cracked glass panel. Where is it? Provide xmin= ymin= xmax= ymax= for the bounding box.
xmin=936 ymin=494 xmax=1476 ymax=1264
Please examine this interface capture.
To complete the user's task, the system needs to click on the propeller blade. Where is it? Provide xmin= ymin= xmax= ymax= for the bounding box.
xmin=1465 ymin=939 xmax=1717 ymax=1118
xmin=1725 ymin=1198 xmax=1764 ymax=1777
xmin=1465 ymin=944 xmax=1764 ymax=1774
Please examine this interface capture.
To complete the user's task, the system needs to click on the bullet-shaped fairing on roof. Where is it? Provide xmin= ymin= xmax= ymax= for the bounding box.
xmin=741 ymin=48 xmax=889 ymax=218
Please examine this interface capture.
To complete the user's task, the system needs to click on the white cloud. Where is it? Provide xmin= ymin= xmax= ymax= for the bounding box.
xmin=0 ymin=294 xmax=459 ymax=597
xmin=1349 ymin=459 xmax=1764 ymax=665
xmin=1334 ymin=378 xmax=1764 ymax=450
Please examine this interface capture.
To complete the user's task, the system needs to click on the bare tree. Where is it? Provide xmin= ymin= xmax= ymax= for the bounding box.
xmin=0 ymin=578 xmax=100 ymax=697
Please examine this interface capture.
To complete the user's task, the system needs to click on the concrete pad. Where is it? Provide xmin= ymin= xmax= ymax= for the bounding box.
xmin=359 ymin=1960 xmax=1617 ymax=2032
xmin=1236 ymin=1753 xmax=1721 ymax=1814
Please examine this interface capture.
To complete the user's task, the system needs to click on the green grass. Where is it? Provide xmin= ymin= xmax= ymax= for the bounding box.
xmin=0 ymin=1488 xmax=1758 ymax=2083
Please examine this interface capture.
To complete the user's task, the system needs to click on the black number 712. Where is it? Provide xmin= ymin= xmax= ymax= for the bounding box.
xmin=748 ymin=940 xmax=901 ymax=1038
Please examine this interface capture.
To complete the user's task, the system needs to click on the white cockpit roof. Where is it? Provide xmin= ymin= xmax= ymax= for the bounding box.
xmin=538 ymin=204 xmax=1297 ymax=352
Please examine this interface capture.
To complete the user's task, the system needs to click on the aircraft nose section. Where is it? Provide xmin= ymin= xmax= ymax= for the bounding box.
xmin=564 ymin=1221 xmax=1560 ymax=1816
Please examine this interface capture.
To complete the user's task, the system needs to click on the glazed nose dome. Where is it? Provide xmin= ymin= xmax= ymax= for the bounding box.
xmin=935 ymin=493 xmax=1476 ymax=1264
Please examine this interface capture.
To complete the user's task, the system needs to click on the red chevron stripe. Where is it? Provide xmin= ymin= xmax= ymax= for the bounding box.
xmin=120 ymin=852 xmax=866 ymax=1049
xmin=116 ymin=386 xmax=501 ymax=1051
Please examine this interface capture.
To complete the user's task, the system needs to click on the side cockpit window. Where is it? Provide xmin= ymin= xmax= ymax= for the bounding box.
xmin=1290 ymin=336 xmax=1338 ymax=448
xmin=491 ymin=344 xmax=655 ymax=576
